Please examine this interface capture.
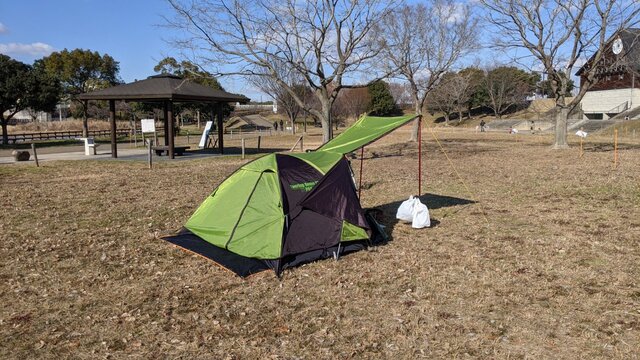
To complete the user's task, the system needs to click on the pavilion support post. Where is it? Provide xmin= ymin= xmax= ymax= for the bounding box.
xmin=109 ymin=100 xmax=117 ymax=158
xmin=216 ymin=103 xmax=224 ymax=154
xmin=209 ymin=104 xmax=216 ymax=150
xmin=168 ymin=101 xmax=175 ymax=159
xmin=83 ymin=100 xmax=88 ymax=138
xmin=163 ymin=101 xmax=169 ymax=146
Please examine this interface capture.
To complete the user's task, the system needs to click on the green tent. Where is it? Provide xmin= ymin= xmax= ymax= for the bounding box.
xmin=317 ymin=115 xmax=418 ymax=154
xmin=164 ymin=114 xmax=419 ymax=277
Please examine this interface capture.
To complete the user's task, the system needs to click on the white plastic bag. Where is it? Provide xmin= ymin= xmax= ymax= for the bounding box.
xmin=396 ymin=196 xmax=431 ymax=228
xmin=411 ymin=201 xmax=431 ymax=229
xmin=396 ymin=196 xmax=416 ymax=222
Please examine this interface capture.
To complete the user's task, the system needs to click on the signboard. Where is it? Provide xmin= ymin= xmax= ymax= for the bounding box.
xmin=575 ymin=130 xmax=588 ymax=138
xmin=199 ymin=121 xmax=214 ymax=148
xmin=141 ymin=119 xmax=156 ymax=133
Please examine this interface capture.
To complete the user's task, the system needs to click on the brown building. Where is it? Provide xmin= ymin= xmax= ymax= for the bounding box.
xmin=577 ymin=29 xmax=640 ymax=119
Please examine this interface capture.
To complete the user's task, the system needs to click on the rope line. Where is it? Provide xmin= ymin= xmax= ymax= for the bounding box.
xmin=429 ymin=128 xmax=491 ymax=227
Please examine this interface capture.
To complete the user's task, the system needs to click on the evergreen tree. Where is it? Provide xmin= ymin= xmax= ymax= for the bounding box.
xmin=0 ymin=55 xmax=61 ymax=144
xmin=367 ymin=81 xmax=398 ymax=116
xmin=36 ymin=49 xmax=120 ymax=136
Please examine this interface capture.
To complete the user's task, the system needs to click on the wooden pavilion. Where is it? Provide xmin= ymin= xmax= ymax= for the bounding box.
xmin=79 ymin=74 xmax=249 ymax=159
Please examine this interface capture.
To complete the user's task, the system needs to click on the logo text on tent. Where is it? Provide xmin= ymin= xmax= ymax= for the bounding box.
xmin=290 ymin=181 xmax=318 ymax=192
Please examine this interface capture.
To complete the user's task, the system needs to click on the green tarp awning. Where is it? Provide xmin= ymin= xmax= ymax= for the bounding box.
xmin=316 ymin=115 xmax=418 ymax=154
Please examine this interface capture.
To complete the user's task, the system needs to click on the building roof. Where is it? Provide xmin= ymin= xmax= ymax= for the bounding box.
xmin=576 ymin=28 xmax=640 ymax=76
xmin=226 ymin=114 xmax=275 ymax=129
xmin=79 ymin=74 xmax=250 ymax=103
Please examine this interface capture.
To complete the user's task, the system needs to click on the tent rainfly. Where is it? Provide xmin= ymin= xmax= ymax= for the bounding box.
xmin=163 ymin=114 xmax=420 ymax=277
xmin=78 ymin=74 xmax=249 ymax=159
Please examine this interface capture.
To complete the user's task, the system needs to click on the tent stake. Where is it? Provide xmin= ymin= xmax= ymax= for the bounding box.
xmin=358 ymin=147 xmax=364 ymax=199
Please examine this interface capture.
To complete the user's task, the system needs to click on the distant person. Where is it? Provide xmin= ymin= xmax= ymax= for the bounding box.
xmin=480 ymin=119 xmax=486 ymax=132
xmin=273 ymin=121 xmax=278 ymax=131
xmin=280 ymin=119 xmax=284 ymax=132
xmin=530 ymin=120 xmax=535 ymax=134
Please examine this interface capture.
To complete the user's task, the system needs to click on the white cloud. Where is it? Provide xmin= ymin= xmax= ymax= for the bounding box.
xmin=446 ymin=3 xmax=469 ymax=24
xmin=0 ymin=42 xmax=55 ymax=56
xmin=0 ymin=22 xmax=7 ymax=34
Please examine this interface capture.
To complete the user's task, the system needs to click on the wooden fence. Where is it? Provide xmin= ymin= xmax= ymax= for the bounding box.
xmin=5 ymin=127 xmax=165 ymax=144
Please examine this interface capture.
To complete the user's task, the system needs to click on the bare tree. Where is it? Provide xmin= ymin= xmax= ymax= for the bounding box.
xmin=484 ymin=66 xmax=536 ymax=119
xmin=388 ymin=82 xmax=413 ymax=109
xmin=332 ymin=87 xmax=371 ymax=121
xmin=452 ymin=74 xmax=474 ymax=122
xmin=378 ymin=0 xmax=478 ymax=141
xmin=428 ymin=72 xmax=472 ymax=124
xmin=166 ymin=0 xmax=393 ymax=143
xmin=250 ymin=62 xmax=305 ymax=134
xmin=481 ymin=0 xmax=640 ymax=148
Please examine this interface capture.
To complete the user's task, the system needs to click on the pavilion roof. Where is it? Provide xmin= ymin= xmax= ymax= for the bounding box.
xmin=79 ymin=74 xmax=250 ymax=103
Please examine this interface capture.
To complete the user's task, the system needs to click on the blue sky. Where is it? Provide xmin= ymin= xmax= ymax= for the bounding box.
xmin=0 ymin=0 xmax=262 ymax=100
xmin=0 ymin=0 xmax=540 ymax=101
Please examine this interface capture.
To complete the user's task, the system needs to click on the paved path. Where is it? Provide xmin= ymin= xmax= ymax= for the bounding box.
xmin=0 ymin=147 xmax=248 ymax=165
xmin=0 ymin=148 xmax=151 ymax=164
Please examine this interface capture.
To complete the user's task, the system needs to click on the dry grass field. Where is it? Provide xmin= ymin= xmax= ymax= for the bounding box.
xmin=1 ymin=127 xmax=639 ymax=359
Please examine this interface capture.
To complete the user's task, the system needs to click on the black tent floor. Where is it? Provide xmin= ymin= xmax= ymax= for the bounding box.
xmin=162 ymin=229 xmax=375 ymax=278
xmin=163 ymin=229 xmax=272 ymax=277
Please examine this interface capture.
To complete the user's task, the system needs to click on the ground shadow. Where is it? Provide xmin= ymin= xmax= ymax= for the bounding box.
xmin=418 ymin=193 xmax=476 ymax=210
xmin=369 ymin=192 xmax=475 ymax=242
xmin=585 ymin=142 xmax=640 ymax=152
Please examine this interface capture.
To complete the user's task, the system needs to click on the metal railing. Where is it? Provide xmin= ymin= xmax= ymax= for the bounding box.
xmin=608 ymin=101 xmax=629 ymax=114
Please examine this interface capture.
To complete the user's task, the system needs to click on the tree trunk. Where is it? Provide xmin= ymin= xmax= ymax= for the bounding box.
xmin=553 ymin=107 xmax=569 ymax=149
xmin=320 ymin=99 xmax=332 ymax=143
xmin=1 ymin=117 xmax=8 ymax=145
xmin=289 ymin=112 xmax=296 ymax=135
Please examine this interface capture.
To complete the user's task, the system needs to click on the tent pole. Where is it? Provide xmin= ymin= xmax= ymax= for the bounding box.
xmin=358 ymin=146 xmax=364 ymax=199
xmin=418 ymin=116 xmax=422 ymax=196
